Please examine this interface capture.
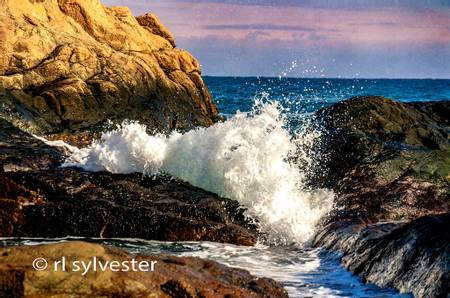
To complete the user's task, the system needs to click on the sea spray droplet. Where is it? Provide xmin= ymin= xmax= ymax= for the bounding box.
xmin=66 ymin=102 xmax=334 ymax=244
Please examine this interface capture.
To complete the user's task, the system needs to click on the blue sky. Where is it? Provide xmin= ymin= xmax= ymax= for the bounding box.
xmin=104 ymin=0 xmax=450 ymax=78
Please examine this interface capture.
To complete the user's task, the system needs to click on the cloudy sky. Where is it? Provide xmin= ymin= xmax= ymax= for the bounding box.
xmin=103 ymin=0 xmax=450 ymax=78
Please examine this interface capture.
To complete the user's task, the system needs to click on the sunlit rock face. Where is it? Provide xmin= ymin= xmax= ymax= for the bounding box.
xmin=0 ymin=0 xmax=219 ymax=135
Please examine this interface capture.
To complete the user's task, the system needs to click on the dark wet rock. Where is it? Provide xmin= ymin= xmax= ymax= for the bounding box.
xmin=0 ymin=119 xmax=257 ymax=245
xmin=0 ymin=118 xmax=64 ymax=172
xmin=0 ymin=168 xmax=257 ymax=245
xmin=310 ymin=97 xmax=450 ymax=297
xmin=0 ymin=0 xmax=219 ymax=137
xmin=311 ymin=96 xmax=450 ymax=223
xmin=0 ymin=241 xmax=288 ymax=297
xmin=313 ymin=214 xmax=450 ymax=298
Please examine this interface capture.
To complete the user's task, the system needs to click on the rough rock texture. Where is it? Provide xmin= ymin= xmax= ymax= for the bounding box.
xmin=310 ymin=97 xmax=450 ymax=297
xmin=314 ymin=214 xmax=450 ymax=298
xmin=0 ymin=241 xmax=288 ymax=297
xmin=0 ymin=0 xmax=219 ymax=136
xmin=312 ymin=96 xmax=450 ymax=223
xmin=0 ymin=118 xmax=63 ymax=172
xmin=0 ymin=119 xmax=257 ymax=245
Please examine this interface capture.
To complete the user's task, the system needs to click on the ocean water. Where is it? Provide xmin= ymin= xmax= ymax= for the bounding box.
xmin=205 ymin=76 xmax=450 ymax=117
xmin=9 ymin=77 xmax=446 ymax=297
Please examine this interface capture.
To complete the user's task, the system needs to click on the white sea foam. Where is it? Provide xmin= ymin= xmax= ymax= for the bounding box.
xmin=33 ymin=135 xmax=79 ymax=154
xmin=65 ymin=101 xmax=333 ymax=244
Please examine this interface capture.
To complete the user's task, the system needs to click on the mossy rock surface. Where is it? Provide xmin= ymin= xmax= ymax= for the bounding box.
xmin=312 ymin=96 xmax=450 ymax=222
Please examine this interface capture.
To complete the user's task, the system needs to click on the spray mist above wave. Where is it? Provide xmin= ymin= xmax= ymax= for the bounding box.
xmin=65 ymin=101 xmax=334 ymax=244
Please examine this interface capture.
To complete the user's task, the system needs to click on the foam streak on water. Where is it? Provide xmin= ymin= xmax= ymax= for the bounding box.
xmin=66 ymin=102 xmax=333 ymax=243
xmin=1 ymin=238 xmax=407 ymax=298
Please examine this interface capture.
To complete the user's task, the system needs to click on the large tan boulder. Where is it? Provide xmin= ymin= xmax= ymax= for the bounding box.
xmin=0 ymin=0 xmax=219 ymax=135
xmin=0 ymin=241 xmax=288 ymax=297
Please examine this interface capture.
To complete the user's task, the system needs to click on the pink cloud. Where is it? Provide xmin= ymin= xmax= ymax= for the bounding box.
xmin=103 ymin=0 xmax=450 ymax=48
xmin=102 ymin=0 xmax=450 ymax=77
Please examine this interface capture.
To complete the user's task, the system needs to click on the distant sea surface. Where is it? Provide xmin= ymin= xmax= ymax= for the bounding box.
xmin=204 ymin=77 xmax=450 ymax=116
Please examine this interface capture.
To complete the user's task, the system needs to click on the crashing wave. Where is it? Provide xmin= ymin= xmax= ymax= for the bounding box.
xmin=65 ymin=101 xmax=334 ymax=244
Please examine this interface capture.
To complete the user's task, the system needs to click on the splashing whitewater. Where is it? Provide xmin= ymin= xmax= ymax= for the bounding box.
xmin=65 ymin=101 xmax=334 ymax=244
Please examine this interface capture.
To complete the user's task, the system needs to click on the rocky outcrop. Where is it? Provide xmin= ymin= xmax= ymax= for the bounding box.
xmin=0 ymin=118 xmax=257 ymax=245
xmin=310 ymin=97 xmax=450 ymax=297
xmin=0 ymin=241 xmax=288 ymax=297
xmin=314 ymin=214 xmax=450 ymax=298
xmin=0 ymin=0 xmax=219 ymax=136
xmin=312 ymin=96 xmax=450 ymax=223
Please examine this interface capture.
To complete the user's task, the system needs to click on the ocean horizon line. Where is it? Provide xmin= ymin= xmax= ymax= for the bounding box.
xmin=202 ymin=75 xmax=450 ymax=81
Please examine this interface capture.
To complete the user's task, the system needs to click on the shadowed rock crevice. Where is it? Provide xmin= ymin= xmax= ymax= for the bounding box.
xmin=161 ymin=280 xmax=193 ymax=298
